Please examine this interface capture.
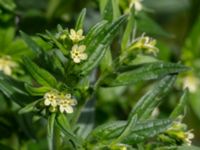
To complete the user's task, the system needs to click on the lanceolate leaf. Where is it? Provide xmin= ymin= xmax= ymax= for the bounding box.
xmin=23 ymin=57 xmax=57 ymax=88
xmin=20 ymin=31 xmax=42 ymax=54
xmin=89 ymin=119 xmax=172 ymax=144
xmin=170 ymin=89 xmax=188 ymax=119
xmin=18 ymin=99 xmax=43 ymax=114
xmin=78 ymin=15 xmax=127 ymax=76
xmin=129 ymin=75 xmax=176 ymax=120
xmin=102 ymin=62 xmax=188 ymax=86
xmin=25 ymin=84 xmax=51 ymax=96
xmin=75 ymin=8 xmax=86 ymax=30
xmin=0 ymin=73 xmax=32 ymax=106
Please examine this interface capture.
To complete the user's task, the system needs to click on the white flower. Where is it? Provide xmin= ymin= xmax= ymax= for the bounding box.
xmin=44 ymin=91 xmax=58 ymax=107
xmin=58 ymin=94 xmax=77 ymax=113
xmin=71 ymin=44 xmax=88 ymax=63
xmin=69 ymin=29 xmax=85 ymax=42
xmin=0 ymin=56 xmax=17 ymax=75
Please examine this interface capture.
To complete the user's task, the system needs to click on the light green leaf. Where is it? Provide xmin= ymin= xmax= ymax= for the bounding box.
xmin=47 ymin=113 xmax=56 ymax=150
xmin=0 ymin=0 xmax=16 ymax=11
xmin=23 ymin=57 xmax=57 ymax=88
xmin=121 ymin=8 xmax=135 ymax=50
xmin=25 ymin=84 xmax=51 ymax=96
xmin=18 ymin=99 xmax=42 ymax=114
xmin=102 ymin=62 xmax=188 ymax=86
xmin=0 ymin=27 xmax=15 ymax=51
xmin=75 ymin=8 xmax=86 ymax=30
xmin=170 ymin=89 xmax=188 ymax=119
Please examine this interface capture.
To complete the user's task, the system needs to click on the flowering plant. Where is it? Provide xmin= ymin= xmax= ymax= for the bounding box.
xmin=0 ymin=0 xmax=199 ymax=150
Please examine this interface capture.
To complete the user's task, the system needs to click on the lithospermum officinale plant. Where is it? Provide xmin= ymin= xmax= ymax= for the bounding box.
xmin=0 ymin=0 xmax=196 ymax=150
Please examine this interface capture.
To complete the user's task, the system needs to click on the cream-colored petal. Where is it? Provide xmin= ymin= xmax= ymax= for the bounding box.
xmin=44 ymin=99 xmax=51 ymax=106
xmin=80 ymin=53 xmax=88 ymax=60
xmin=59 ymin=106 xmax=65 ymax=113
xmin=72 ymin=44 xmax=78 ymax=51
xmin=70 ymin=29 xmax=76 ymax=36
xmin=4 ymin=66 xmax=12 ymax=75
xmin=65 ymin=105 xmax=73 ymax=113
xmin=78 ymin=45 xmax=86 ymax=52
xmin=77 ymin=29 xmax=83 ymax=35
xmin=51 ymin=100 xmax=57 ymax=107
xmin=73 ymin=57 xmax=81 ymax=63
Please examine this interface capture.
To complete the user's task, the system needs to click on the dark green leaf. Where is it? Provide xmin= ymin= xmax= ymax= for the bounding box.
xmin=170 ymin=89 xmax=188 ymax=119
xmin=20 ymin=31 xmax=42 ymax=54
xmin=102 ymin=62 xmax=188 ymax=86
xmin=129 ymin=75 xmax=176 ymax=120
xmin=23 ymin=57 xmax=57 ymax=88
xmin=18 ymin=99 xmax=42 ymax=114
xmin=89 ymin=119 xmax=172 ymax=144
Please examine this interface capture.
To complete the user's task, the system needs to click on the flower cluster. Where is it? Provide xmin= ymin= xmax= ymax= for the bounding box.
xmin=158 ymin=119 xmax=194 ymax=146
xmin=44 ymin=90 xmax=77 ymax=113
xmin=69 ymin=29 xmax=88 ymax=63
xmin=128 ymin=36 xmax=159 ymax=56
xmin=0 ymin=55 xmax=17 ymax=75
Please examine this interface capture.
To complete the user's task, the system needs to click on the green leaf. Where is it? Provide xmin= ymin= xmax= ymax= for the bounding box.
xmin=0 ymin=73 xmax=32 ymax=106
xmin=177 ymin=145 xmax=200 ymax=150
xmin=25 ymin=84 xmax=51 ymax=96
xmin=78 ymin=15 xmax=127 ymax=76
xmin=89 ymin=119 xmax=172 ymax=144
xmin=121 ymin=8 xmax=135 ymax=50
xmin=18 ymin=99 xmax=42 ymax=114
xmin=103 ymin=0 xmax=113 ymax=21
xmin=46 ymin=30 xmax=67 ymax=55
xmin=47 ymin=113 xmax=56 ymax=150
xmin=0 ymin=0 xmax=16 ymax=11
xmin=100 ymin=48 xmax=113 ymax=72
xmin=75 ymin=8 xmax=86 ymax=30
xmin=23 ymin=57 xmax=57 ymax=88
xmin=84 ymin=20 xmax=108 ymax=47
xmin=102 ymin=62 xmax=188 ymax=86
xmin=129 ymin=75 xmax=176 ymax=120
xmin=170 ymin=89 xmax=188 ymax=119
xmin=76 ymin=98 xmax=95 ymax=139
xmin=56 ymin=114 xmax=82 ymax=147
xmin=112 ymin=115 xmax=138 ymax=144
xmin=20 ymin=31 xmax=42 ymax=54
xmin=0 ymin=27 xmax=15 ymax=51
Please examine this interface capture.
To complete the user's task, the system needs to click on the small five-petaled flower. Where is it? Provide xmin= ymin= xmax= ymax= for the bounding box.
xmin=44 ymin=90 xmax=77 ymax=113
xmin=71 ymin=44 xmax=88 ymax=63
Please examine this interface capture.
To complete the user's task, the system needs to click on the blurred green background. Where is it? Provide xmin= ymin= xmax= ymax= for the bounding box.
xmin=0 ymin=0 xmax=200 ymax=149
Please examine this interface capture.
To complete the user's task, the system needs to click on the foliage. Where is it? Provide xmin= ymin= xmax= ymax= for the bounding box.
xmin=0 ymin=0 xmax=200 ymax=149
